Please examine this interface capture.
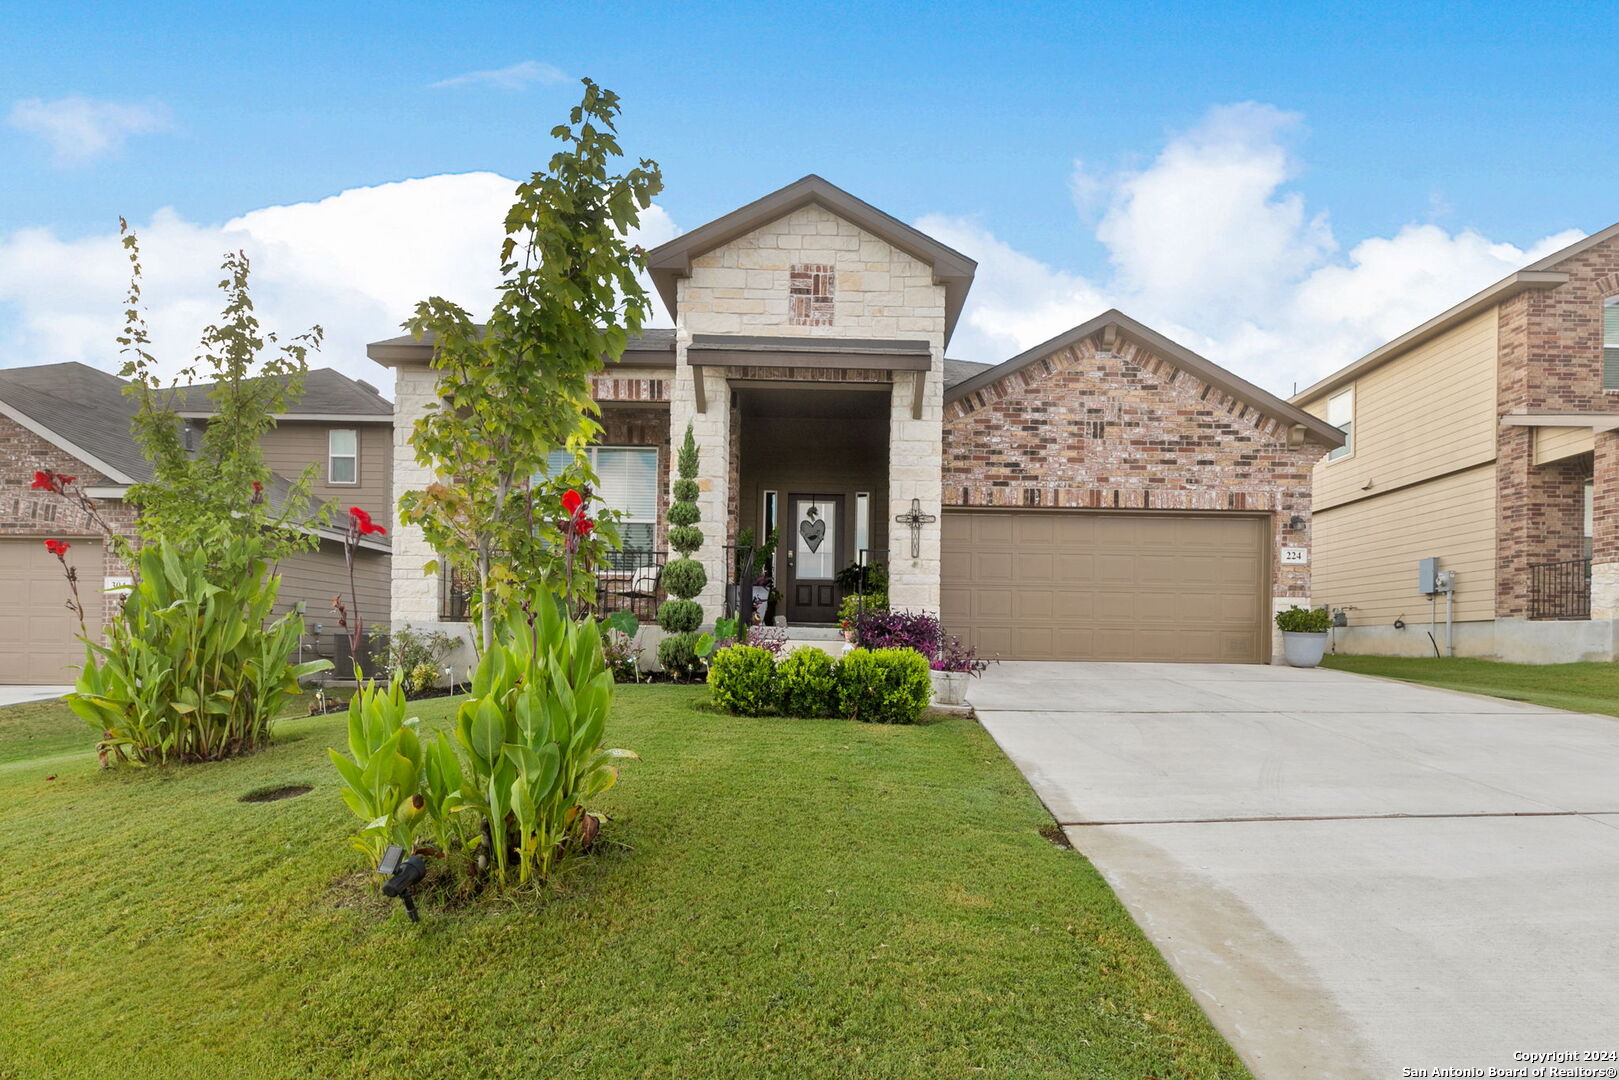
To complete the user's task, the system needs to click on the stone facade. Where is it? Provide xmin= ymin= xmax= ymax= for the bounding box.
xmin=944 ymin=334 xmax=1326 ymax=657
xmin=1495 ymin=234 xmax=1619 ymax=618
xmin=671 ymin=202 xmax=947 ymax=615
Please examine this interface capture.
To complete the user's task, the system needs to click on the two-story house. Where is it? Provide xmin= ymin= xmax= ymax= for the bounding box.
xmin=375 ymin=175 xmax=1341 ymax=667
xmin=1294 ymin=222 xmax=1619 ymax=662
xmin=0 ymin=362 xmax=393 ymax=683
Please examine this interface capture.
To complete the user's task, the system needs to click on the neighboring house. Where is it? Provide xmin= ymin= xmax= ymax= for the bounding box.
xmin=0 ymin=362 xmax=393 ymax=684
xmin=373 ymin=175 xmax=1341 ymax=665
xmin=1293 ymin=223 xmax=1619 ymax=662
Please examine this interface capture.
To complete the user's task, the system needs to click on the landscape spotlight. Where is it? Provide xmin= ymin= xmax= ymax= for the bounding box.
xmin=377 ymin=844 xmax=427 ymax=922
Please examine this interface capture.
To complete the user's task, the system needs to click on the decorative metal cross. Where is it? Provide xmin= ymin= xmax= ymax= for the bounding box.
xmin=894 ymin=498 xmax=937 ymax=558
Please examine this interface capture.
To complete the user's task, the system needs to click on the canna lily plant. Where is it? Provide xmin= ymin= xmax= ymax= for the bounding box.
xmin=329 ymin=587 xmax=634 ymax=892
xmin=70 ymin=538 xmax=332 ymax=764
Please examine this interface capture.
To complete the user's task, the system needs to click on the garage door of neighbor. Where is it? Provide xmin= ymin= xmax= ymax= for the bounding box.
xmin=0 ymin=538 xmax=104 ymax=684
xmin=941 ymin=510 xmax=1268 ymax=663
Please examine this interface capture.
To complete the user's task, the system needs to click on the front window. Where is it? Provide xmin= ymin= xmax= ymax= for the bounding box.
xmin=328 ymin=428 xmax=358 ymax=484
xmin=1326 ymin=389 xmax=1354 ymax=461
xmin=545 ymin=446 xmax=659 ymax=552
xmin=1604 ymin=297 xmax=1619 ymax=390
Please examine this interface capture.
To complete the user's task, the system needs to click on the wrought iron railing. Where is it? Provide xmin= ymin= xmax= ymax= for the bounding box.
xmin=440 ymin=551 xmax=667 ymax=623
xmin=1529 ymin=558 xmax=1590 ymax=620
xmin=442 ymin=564 xmax=476 ymax=622
xmin=723 ymin=544 xmax=772 ymax=622
xmin=592 ymin=549 xmax=666 ymax=622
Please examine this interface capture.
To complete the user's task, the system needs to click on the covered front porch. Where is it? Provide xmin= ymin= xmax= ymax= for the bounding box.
xmin=673 ymin=334 xmax=945 ymax=628
xmin=728 ymin=383 xmax=891 ymax=626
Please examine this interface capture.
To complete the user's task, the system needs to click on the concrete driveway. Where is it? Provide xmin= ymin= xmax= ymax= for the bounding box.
xmin=971 ymin=662 xmax=1619 ymax=1080
xmin=0 ymin=685 xmax=71 ymax=707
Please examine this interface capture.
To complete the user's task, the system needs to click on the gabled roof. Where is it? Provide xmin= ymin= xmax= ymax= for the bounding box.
xmin=1292 ymin=220 xmax=1619 ymax=405
xmin=946 ymin=309 xmax=1345 ymax=447
xmin=0 ymin=362 xmax=148 ymax=483
xmin=0 ymin=363 xmax=396 ymax=517
xmin=179 ymin=368 xmax=393 ymax=420
xmin=645 ymin=175 xmax=978 ymax=344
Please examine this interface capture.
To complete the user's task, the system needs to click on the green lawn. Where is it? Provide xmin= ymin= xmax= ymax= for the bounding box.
xmin=0 ymin=686 xmax=1247 ymax=1080
xmin=1323 ymin=654 xmax=1619 ymax=717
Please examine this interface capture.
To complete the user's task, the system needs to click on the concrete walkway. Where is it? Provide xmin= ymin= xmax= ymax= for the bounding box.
xmin=970 ymin=662 xmax=1619 ymax=1080
xmin=0 ymin=685 xmax=71 ymax=707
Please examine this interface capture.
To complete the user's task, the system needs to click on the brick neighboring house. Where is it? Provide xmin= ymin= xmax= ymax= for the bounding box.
xmin=373 ymin=175 xmax=1342 ymax=665
xmin=0 ymin=363 xmax=394 ymax=684
xmin=1293 ymin=222 xmax=1619 ymax=662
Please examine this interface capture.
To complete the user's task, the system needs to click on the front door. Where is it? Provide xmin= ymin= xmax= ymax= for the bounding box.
xmin=786 ymin=493 xmax=843 ymax=623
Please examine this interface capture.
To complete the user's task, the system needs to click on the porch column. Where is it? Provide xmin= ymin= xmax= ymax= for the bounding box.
xmin=1590 ymin=432 xmax=1619 ymax=621
xmin=668 ymin=342 xmax=731 ymax=626
xmin=887 ymin=357 xmax=944 ymax=614
xmin=390 ymin=364 xmax=448 ymax=626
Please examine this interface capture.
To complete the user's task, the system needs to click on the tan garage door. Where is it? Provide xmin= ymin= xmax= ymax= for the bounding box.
xmin=0 ymin=538 xmax=103 ymax=683
xmin=941 ymin=511 xmax=1268 ymax=663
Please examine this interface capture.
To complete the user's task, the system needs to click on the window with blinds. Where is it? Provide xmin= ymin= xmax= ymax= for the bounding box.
xmin=1604 ymin=297 xmax=1619 ymax=391
xmin=544 ymin=446 xmax=660 ymax=551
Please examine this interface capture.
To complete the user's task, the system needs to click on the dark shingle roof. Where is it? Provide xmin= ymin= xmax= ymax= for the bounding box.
xmin=0 ymin=362 xmax=150 ymax=482
xmin=943 ymin=357 xmax=993 ymax=391
xmin=178 ymin=367 xmax=392 ymax=417
xmin=0 ymin=363 xmax=396 ymax=486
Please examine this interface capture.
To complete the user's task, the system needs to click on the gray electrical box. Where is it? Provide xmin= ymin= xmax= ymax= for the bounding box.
xmin=1418 ymin=557 xmax=1439 ymax=596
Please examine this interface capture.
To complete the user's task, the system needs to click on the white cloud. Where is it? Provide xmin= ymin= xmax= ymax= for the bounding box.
xmin=0 ymin=172 xmax=679 ymax=392
xmin=927 ymin=103 xmax=1585 ymax=395
xmin=7 ymin=95 xmax=172 ymax=166
xmin=429 ymin=61 xmax=567 ymax=91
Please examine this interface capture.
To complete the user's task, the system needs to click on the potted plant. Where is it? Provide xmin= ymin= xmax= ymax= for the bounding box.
xmin=929 ymin=633 xmax=988 ymax=705
xmin=1275 ymin=605 xmax=1332 ymax=668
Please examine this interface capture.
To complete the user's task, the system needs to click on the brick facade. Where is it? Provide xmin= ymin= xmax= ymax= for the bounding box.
xmin=0 ymin=414 xmax=138 ymax=626
xmin=1495 ymin=233 xmax=1619 ymax=617
xmin=943 ymin=335 xmax=1324 ymax=598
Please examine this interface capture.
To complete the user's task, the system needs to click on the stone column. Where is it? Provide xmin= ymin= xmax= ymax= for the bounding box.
xmin=1590 ymin=431 xmax=1619 ymax=621
xmin=667 ymin=337 xmax=730 ymax=626
xmin=887 ymin=357 xmax=944 ymax=614
xmin=389 ymin=365 xmax=445 ymax=626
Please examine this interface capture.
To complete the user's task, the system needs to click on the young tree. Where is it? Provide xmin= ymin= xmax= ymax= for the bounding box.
xmin=116 ymin=220 xmax=326 ymax=573
xmin=398 ymin=79 xmax=663 ymax=648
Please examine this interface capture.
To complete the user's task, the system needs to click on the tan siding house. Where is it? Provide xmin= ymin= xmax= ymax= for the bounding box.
xmin=1295 ymin=223 xmax=1619 ymax=662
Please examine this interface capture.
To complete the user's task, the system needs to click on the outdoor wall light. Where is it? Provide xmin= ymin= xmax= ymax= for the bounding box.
xmin=1289 ymin=514 xmax=1306 ymax=530
xmin=377 ymin=844 xmax=427 ymax=922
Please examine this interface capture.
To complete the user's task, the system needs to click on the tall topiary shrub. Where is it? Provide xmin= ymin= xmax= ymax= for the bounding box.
xmin=658 ymin=423 xmax=706 ymax=677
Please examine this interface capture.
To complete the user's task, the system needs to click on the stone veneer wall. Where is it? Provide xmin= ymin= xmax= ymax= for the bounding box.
xmin=943 ymin=335 xmax=1329 ymax=656
xmin=391 ymin=364 xmax=674 ymax=631
xmin=669 ymin=203 xmax=947 ymax=617
xmin=1495 ymin=236 xmax=1619 ymax=619
xmin=0 ymin=414 xmax=139 ymax=627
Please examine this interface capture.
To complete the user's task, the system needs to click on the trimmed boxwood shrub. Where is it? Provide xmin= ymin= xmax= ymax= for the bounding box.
xmin=657 ymin=632 xmax=699 ymax=677
xmin=776 ymin=647 xmax=839 ymax=717
xmin=656 ymin=598 xmax=703 ymax=634
xmin=707 ymin=645 xmax=778 ymax=715
xmin=836 ymin=647 xmax=932 ymax=724
xmin=661 ymin=558 xmax=707 ymax=601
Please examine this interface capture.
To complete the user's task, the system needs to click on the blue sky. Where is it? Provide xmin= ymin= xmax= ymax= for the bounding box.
xmin=3 ymin=1 xmax=1616 ymax=393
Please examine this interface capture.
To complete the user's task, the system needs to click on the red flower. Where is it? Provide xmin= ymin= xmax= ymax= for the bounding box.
xmin=252 ymin=481 xmax=263 ymax=493
xmin=348 ymin=506 xmax=387 ymax=536
xmin=30 ymin=471 xmax=52 ymax=491
xmin=44 ymin=539 xmax=70 ymax=557
xmin=58 ymin=475 xmax=75 ymax=487
xmin=576 ymin=517 xmax=594 ymax=536
xmin=561 ymin=489 xmax=583 ymax=515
